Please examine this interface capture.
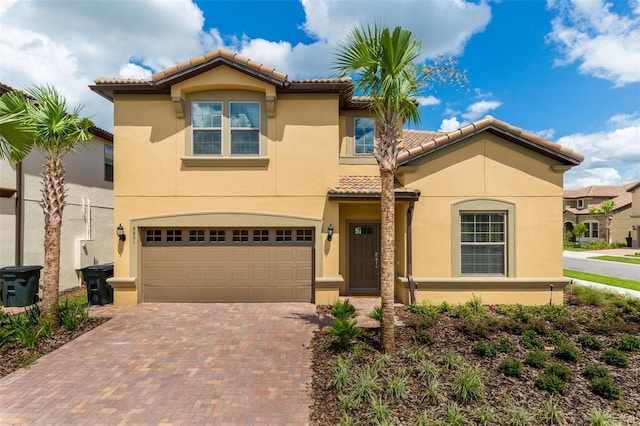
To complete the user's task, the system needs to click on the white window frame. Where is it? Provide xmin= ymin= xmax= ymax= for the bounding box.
xmin=229 ymin=101 xmax=261 ymax=155
xmin=354 ymin=117 xmax=375 ymax=155
xmin=460 ymin=212 xmax=507 ymax=276
xmin=192 ymin=101 xmax=223 ymax=155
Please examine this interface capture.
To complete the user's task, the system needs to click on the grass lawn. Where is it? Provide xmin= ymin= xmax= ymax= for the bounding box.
xmin=587 ymin=255 xmax=640 ymax=265
xmin=564 ymin=269 xmax=640 ymax=291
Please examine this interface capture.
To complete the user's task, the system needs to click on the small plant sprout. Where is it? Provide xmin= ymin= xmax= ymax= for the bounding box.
xmin=367 ymin=305 xmax=382 ymax=322
xmin=538 ymin=396 xmax=566 ymax=425
xmin=369 ymin=396 xmax=392 ymax=425
xmin=420 ymin=378 xmax=440 ymax=403
xmin=386 ymin=370 xmax=409 ymax=400
xmin=445 ymin=401 xmax=468 ymax=426
xmin=453 ymin=366 xmax=484 ymax=402
xmin=507 ymin=403 xmax=534 ymax=426
xmin=476 ymin=406 xmax=498 ymax=426
xmin=406 ymin=345 xmax=427 ymax=362
xmin=417 ymin=359 xmax=439 ymax=383
xmin=328 ymin=356 xmax=352 ymax=392
xmin=442 ymin=350 xmax=463 ymax=369
xmin=587 ymin=408 xmax=621 ymax=426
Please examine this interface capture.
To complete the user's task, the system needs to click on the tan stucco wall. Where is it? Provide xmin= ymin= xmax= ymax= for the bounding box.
xmin=403 ymin=134 xmax=566 ymax=280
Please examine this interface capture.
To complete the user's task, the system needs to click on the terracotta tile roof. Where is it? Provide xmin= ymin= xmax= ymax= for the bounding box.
xmin=328 ymin=176 xmax=418 ymax=196
xmin=402 ymin=129 xmax=445 ymax=151
xmin=151 ymin=48 xmax=288 ymax=83
xmin=564 ymin=181 xmax=638 ymax=213
xmin=397 ymin=116 xmax=584 ymax=166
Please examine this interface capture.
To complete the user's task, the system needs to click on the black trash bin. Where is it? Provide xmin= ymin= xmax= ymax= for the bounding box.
xmin=0 ymin=265 xmax=43 ymax=307
xmin=81 ymin=263 xmax=114 ymax=306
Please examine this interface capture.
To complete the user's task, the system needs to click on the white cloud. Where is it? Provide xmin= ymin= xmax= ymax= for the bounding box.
xmin=547 ymin=0 xmax=640 ymax=86
xmin=416 ymin=96 xmax=441 ymax=107
xmin=558 ymin=112 xmax=640 ymax=188
xmin=533 ymin=128 xmax=556 ymax=139
xmin=461 ymin=100 xmax=502 ymax=121
xmin=439 ymin=117 xmax=462 ymax=132
xmin=119 ymin=64 xmax=152 ymax=80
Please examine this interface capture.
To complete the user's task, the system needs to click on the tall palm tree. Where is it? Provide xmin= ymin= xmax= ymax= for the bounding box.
xmin=334 ymin=25 xmax=465 ymax=353
xmin=26 ymin=85 xmax=94 ymax=322
xmin=590 ymin=200 xmax=616 ymax=244
xmin=0 ymin=90 xmax=35 ymax=161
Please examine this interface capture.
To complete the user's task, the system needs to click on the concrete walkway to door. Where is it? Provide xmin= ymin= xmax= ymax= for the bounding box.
xmin=0 ymin=303 xmax=326 ymax=425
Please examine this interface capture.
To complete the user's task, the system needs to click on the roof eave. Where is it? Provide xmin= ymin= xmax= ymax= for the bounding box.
xmin=327 ymin=191 xmax=420 ymax=202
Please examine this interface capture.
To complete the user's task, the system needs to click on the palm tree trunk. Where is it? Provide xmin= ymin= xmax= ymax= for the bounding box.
xmin=380 ymin=168 xmax=396 ymax=354
xmin=40 ymin=154 xmax=65 ymax=324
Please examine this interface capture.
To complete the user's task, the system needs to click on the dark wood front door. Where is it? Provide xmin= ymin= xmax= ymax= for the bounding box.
xmin=349 ymin=223 xmax=380 ymax=294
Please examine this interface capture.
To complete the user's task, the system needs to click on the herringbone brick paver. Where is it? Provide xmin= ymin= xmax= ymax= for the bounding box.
xmin=0 ymin=303 xmax=320 ymax=425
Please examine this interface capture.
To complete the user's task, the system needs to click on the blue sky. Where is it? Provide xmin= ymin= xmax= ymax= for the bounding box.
xmin=1 ymin=0 xmax=638 ymax=188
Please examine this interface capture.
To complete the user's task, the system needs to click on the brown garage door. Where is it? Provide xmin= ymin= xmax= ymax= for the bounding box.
xmin=141 ymin=227 xmax=313 ymax=302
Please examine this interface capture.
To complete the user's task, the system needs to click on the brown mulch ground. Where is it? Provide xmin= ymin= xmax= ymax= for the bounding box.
xmin=1 ymin=287 xmax=110 ymax=379
xmin=310 ymin=304 xmax=640 ymax=425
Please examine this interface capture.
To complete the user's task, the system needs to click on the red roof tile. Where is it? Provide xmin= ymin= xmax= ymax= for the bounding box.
xmin=328 ymin=176 xmax=417 ymax=195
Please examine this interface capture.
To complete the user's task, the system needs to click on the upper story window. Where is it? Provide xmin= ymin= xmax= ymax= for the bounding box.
xmin=577 ymin=199 xmax=584 ymax=209
xmin=104 ymin=144 xmax=113 ymax=182
xmin=192 ymin=102 xmax=222 ymax=155
xmin=354 ymin=117 xmax=375 ymax=155
xmin=191 ymin=100 xmax=261 ymax=156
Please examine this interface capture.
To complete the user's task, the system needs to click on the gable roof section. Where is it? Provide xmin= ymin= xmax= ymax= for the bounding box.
xmin=564 ymin=181 xmax=638 ymax=214
xmin=328 ymin=176 xmax=420 ymax=201
xmin=0 ymin=82 xmax=113 ymax=143
xmin=90 ymin=49 xmax=358 ymax=108
xmin=398 ymin=116 xmax=583 ymax=166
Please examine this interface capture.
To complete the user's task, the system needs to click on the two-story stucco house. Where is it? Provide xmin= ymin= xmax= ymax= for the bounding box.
xmin=90 ymin=49 xmax=583 ymax=307
xmin=0 ymin=83 xmax=115 ymax=293
xmin=563 ymin=182 xmax=638 ymax=247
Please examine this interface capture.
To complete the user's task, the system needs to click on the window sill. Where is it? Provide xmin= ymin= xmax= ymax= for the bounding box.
xmin=339 ymin=156 xmax=377 ymax=165
xmin=181 ymin=156 xmax=269 ymax=167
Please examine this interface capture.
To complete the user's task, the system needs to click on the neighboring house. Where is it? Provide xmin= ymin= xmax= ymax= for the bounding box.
xmin=626 ymin=182 xmax=640 ymax=248
xmin=90 ymin=49 xmax=583 ymax=307
xmin=563 ymin=182 xmax=638 ymax=246
xmin=0 ymin=82 xmax=114 ymax=293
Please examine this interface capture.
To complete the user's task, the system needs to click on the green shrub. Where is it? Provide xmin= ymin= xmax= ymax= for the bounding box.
xmin=499 ymin=358 xmax=524 ymax=378
xmin=525 ymin=350 xmax=548 ymax=369
xmin=59 ymin=299 xmax=90 ymax=331
xmin=369 ymin=396 xmax=392 ymax=424
xmin=500 ymin=318 xmax=527 ymax=335
xmin=538 ymin=395 xmax=566 ymax=425
xmin=386 ymin=370 xmax=409 ymax=400
xmin=406 ymin=345 xmax=427 ymax=362
xmin=417 ymin=360 xmax=439 ymax=383
xmin=582 ymin=364 xmax=611 ymax=380
xmin=589 ymin=377 xmax=621 ymax=400
xmin=326 ymin=317 xmax=363 ymax=349
xmin=9 ymin=315 xmax=39 ymax=349
xmin=442 ymin=350 xmax=463 ymax=369
xmin=527 ymin=317 xmax=549 ymax=336
xmin=506 ymin=403 xmax=534 ymax=426
xmin=535 ymin=374 xmax=568 ymax=395
xmin=457 ymin=316 xmax=500 ymax=340
xmin=553 ymin=317 xmax=580 ymax=335
xmin=615 ymin=334 xmax=640 ymax=352
xmin=413 ymin=327 xmax=433 ymax=346
xmin=538 ymin=304 xmax=569 ymax=322
xmin=521 ymin=330 xmax=545 ymax=350
xmin=498 ymin=337 xmax=516 ymax=354
xmin=353 ymin=366 xmax=380 ymax=402
xmin=476 ymin=406 xmax=498 ymax=426
xmin=587 ymin=408 xmax=620 ymax=426
xmin=545 ymin=362 xmax=574 ymax=382
xmin=548 ymin=331 xmax=566 ymax=346
xmin=331 ymin=299 xmax=357 ymax=320
xmin=452 ymin=366 xmax=484 ymax=402
xmin=327 ymin=356 xmax=351 ymax=392
xmin=367 ymin=305 xmax=382 ymax=322
xmin=577 ymin=335 xmax=604 ymax=350
xmin=601 ymin=349 xmax=629 ymax=368
xmin=474 ymin=340 xmax=498 ymax=357
xmin=445 ymin=401 xmax=469 ymax=426
xmin=554 ymin=342 xmax=581 ymax=363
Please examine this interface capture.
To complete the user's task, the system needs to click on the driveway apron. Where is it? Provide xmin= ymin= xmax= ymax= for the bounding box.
xmin=0 ymin=303 xmax=321 ymax=425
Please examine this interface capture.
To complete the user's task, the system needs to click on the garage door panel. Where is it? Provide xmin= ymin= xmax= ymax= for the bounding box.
xmin=142 ymin=228 xmax=312 ymax=302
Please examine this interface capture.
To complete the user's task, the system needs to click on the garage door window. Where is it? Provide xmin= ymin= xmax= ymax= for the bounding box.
xmin=233 ymin=230 xmax=249 ymax=243
xmin=210 ymin=230 xmax=226 ymax=242
xmin=189 ymin=230 xmax=206 ymax=243
xmin=276 ymin=229 xmax=293 ymax=242
xmin=167 ymin=230 xmax=182 ymax=243
xmin=253 ymin=229 xmax=269 ymax=242
xmin=146 ymin=229 xmax=162 ymax=243
xmin=297 ymin=229 xmax=313 ymax=242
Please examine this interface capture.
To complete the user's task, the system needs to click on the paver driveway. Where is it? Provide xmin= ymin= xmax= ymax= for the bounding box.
xmin=0 ymin=303 xmax=324 ymax=425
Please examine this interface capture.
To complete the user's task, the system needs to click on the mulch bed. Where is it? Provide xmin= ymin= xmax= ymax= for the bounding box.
xmin=310 ymin=304 xmax=640 ymax=425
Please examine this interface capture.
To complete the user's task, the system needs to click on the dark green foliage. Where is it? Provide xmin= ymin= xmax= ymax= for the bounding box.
xmin=615 ymin=334 xmax=640 ymax=352
xmin=497 ymin=337 xmax=516 ymax=354
xmin=521 ymin=330 xmax=545 ymax=350
xmin=501 ymin=318 xmax=528 ymax=335
xmin=553 ymin=317 xmax=580 ymax=335
xmin=527 ymin=317 xmax=549 ymax=336
xmin=474 ymin=340 xmax=498 ymax=357
xmin=367 ymin=305 xmax=382 ymax=322
xmin=331 ymin=299 xmax=357 ymax=320
xmin=499 ymin=357 xmax=523 ymax=378
xmin=59 ymin=299 xmax=90 ymax=331
xmin=601 ymin=349 xmax=629 ymax=368
xmin=545 ymin=362 xmax=573 ymax=382
xmin=538 ymin=304 xmax=569 ymax=322
xmin=577 ymin=335 xmax=604 ymax=350
xmin=525 ymin=350 xmax=548 ymax=369
xmin=326 ymin=317 xmax=363 ymax=349
xmin=582 ymin=364 xmax=611 ymax=380
xmin=535 ymin=374 xmax=568 ymax=395
xmin=554 ymin=342 xmax=581 ymax=363
xmin=589 ymin=377 xmax=621 ymax=400
xmin=547 ymin=331 xmax=566 ymax=346
xmin=457 ymin=316 xmax=500 ymax=340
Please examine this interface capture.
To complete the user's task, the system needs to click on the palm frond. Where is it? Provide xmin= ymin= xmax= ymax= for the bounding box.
xmin=0 ymin=91 xmax=36 ymax=162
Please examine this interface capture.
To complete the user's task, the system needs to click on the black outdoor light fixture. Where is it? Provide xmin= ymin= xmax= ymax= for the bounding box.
xmin=327 ymin=224 xmax=334 ymax=241
xmin=117 ymin=223 xmax=126 ymax=242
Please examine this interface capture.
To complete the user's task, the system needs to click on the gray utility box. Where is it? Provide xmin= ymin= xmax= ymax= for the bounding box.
xmin=0 ymin=266 xmax=43 ymax=307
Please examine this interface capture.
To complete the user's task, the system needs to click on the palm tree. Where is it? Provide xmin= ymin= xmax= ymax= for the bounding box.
xmin=26 ymin=85 xmax=94 ymax=323
xmin=333 ymin=25 xmax=465 ymax=353
xmin=0 ymin=90 xmax=35 ymax=161
xmin=589 ymin=200 xmax=615 ymax=244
